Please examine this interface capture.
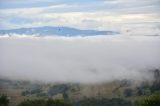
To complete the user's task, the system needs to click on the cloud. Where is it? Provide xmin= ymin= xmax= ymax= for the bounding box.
xmin=0 ymin=8 xmax=159 ymax=31
xmin=0 ymin=0 xmax=160 ymax=30
xmin=0 ymin=35 xmax=160 ymax=83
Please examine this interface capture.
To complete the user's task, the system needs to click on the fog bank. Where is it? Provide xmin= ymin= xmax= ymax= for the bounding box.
xmin=0 ymin=35 xmax=160 ymax=83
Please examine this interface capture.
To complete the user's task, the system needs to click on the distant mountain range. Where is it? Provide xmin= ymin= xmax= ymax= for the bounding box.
xmin=0 ymin=26 xmax=118 ymax=37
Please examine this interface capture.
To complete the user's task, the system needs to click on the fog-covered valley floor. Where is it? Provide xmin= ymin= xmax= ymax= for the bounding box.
xmin=0 ymin=34 xmax=160 ymax=83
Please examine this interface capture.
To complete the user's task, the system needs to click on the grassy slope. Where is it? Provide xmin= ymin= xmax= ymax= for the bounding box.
xmin=1 ymin=79 xmax=155 ymax=106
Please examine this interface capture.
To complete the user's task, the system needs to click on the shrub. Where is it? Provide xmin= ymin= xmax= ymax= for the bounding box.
xmin=140 ymin=93 xmax=160 ymax=106
xmin=0 ymin=94 xmax=9 ymax=106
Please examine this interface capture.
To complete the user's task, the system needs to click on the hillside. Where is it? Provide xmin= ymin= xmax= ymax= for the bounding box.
xmin=0 ymin=69 xmax=160 ymax=106
xmin=0 ymin=26 xmax=118 ymax=37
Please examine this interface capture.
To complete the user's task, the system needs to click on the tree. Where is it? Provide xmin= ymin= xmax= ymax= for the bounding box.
xmin=18 ymin=99 xmax=45 ymax=106
xmin=124 ymin=88 xmax=133 ymax=97
xmin=0 ymin=95 xmax=9 ymax=106
xmin=140 ymin=93 xmax=160 ymax=106
xmin=46 ymin=99 xmax=72 ymax=106
xmin=18 ymin=99 xmax=72 ymax=106
xmin=63 ymin=92 xmax=69 ymax=100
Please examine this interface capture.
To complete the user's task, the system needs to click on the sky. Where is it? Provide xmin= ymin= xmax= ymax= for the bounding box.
xmin=0 ymin=0 xmax=160 ymax=30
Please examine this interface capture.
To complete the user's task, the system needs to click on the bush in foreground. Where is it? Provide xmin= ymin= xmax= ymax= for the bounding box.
xmin=140 ymin=93 xmax=160 ymax=106
xmin=0 ymin=95 xmax=9 ymax=106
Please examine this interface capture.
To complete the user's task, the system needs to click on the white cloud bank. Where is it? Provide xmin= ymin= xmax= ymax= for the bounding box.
xmin=0 ymin=35 xmax=160 ymax=83
xmin=0 ymin=0 xmax=159 ymax=30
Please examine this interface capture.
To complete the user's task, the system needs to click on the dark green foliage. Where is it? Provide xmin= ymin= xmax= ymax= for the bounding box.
xmin=151 ymin=69 xmax=160 ymax=92
xmin=18 ymin=99 xmax=45 ymax=106
xmin=136 ymin=86 xmax=151 ymax=96
xmin=30 ymin=88 xmax=42 ymax=94
xmin=135 ymin=69 xmax=160 ymax=96
xmin=63 ymin=92 xmax=69 ymax=100
xmin=18 ymin=98 xmax=133 ymax=106
xmin=21 ymin=88 xmax=42 ymax=96
xmin=21 ymin=90 xmax=30 ymax=96
xmin=124 ymin=88 xmax=133 ymax=97
xmin=136 ymin=88 xmax=144 ymax=96
xmin=133 ymin=100 xmax=140 ymax=106
xmin=140 ymin=82 xmax=150 ymax=89
xmin=48 ymin=84 xmax=68 ymax=96
xmin=140 ymin=93 xmax=160 ymax=106
xmin=17 ymin=99 xmax=72 ymax=106
xmin=150 ymin=83 xmax=160 ymax=93
xmin=36 ymin=92 xmax=47 ymax=97
xmin=0 ymin=95 xmax=9 ymax=106
xmin=46 ymin=99 xmax=72 ymax=106
xmin=76 ymin=98 xmax=132 ymax=106
xmin=120 ymin=80 xmax=131 ymax=87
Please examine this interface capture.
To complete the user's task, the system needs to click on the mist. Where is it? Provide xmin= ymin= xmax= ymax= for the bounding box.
xmin=0 ymin=35 xmax=160 ymax=83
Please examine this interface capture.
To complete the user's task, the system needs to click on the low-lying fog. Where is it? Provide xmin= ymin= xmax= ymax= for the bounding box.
xmin=0 ymin=34 xmax=160 ymax=83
